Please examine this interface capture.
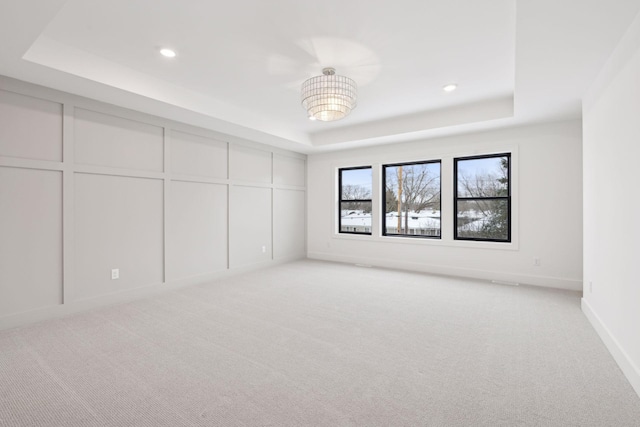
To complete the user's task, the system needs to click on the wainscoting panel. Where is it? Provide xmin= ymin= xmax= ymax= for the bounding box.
xmin=273 ymin=153 xmax=305 ymax=187
xmin=273 ymin=188 xmax=306 ymax=260
xmin=74 ymin=173 xmax=164 ymax=300
xmin=229 ymin=144 xmax=272 ymax=184
xmin=167 ymin=180 xmax=228 ymax=280
xmin=75 ymin=108 xmax=164 ymax=172
xmin=0 ymin=89 xmax=62 ymax=162
xmin=229 ymin=185 xmax=272 ymax=267
xmin=0 ymin=166 xmax=62 ymax=315
xmin=170 ymin=130 xmax=227 ymax=179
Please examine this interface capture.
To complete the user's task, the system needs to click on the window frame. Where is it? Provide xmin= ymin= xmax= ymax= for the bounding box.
xmin=338 ymin=166 xmax=373 ymax=235
xmin=453 ymin=153 xmax=511 ymax=243
xmin=381 ymin=159 xmax=442 ymax=239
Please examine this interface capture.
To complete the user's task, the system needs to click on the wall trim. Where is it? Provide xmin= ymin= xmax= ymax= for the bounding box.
xmin=1 ymin=78 xmax=307 ymax=330
xmin=582 ymin=298 xmax=640 ymax=399
xmin=308 ymin=251 xmax=582 ymax=291
xmin=0 ymin=75 xmax=308 ymax=158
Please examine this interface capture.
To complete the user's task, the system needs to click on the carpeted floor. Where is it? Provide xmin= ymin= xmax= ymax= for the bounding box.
xmin=1 ymin=260 xmax=639 ymax=426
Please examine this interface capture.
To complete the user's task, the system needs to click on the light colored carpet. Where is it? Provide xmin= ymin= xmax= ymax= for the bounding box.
xmin=1 ymin=260 xmax=639 ymax=426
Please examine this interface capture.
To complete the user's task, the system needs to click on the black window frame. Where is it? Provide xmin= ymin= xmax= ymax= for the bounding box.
xmin=382 ymin=159 xmax=442 ymax=239
xmin=338 ymin=166 xmax=372 ymax=235
xmin=454 ymin=153 xmax=511 ymax=242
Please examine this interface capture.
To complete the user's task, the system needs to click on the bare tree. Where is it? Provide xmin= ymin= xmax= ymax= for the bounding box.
xmin=342 ymin=184 xmax=371 ymax=200
xmin=386 ymin=164 xmax=440 ymax=234
xmin=341 ymin=184 xmax=372 ymax=213
xmin=457 ymin=158 xmax=509 ymax=238
xmin=385 ymin=188 xmax=398 ymax=212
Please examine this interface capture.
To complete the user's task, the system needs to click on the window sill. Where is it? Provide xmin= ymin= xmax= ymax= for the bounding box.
xmin=333 ymin=232 xmax=519 ymax=251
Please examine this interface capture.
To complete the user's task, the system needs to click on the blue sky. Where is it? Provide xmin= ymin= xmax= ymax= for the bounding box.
xmin=342 ymin=156 xmax=506 ymax=190
xmin=341 ymin=168 xmax=372 ymax=191
xmin=456 ymin=156 xmax=505 ymax=176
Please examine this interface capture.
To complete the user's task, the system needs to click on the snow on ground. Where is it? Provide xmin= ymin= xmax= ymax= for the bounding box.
xmin=340 ymin=209 xmax=496 ymax=232
xmin=340 ymin=210 xmax=440 ymax=229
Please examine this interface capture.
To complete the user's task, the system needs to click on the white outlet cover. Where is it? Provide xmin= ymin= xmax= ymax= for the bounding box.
xmin=111 ymin=269 xmax=119 ymax=279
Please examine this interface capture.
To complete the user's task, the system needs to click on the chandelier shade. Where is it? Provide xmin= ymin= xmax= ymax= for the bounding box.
xmin=301 ymin=68 xmax=357 ymax=121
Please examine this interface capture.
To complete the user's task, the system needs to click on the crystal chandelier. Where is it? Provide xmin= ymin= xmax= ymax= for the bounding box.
xmin=301 ymin=67 xmax=357 ymax=121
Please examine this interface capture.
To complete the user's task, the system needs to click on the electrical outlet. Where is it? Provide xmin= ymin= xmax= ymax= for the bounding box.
xmin=111 ymin=268 xmax=119 ymax=280
xmin=534 ymin=258 xmax=541 ymax=267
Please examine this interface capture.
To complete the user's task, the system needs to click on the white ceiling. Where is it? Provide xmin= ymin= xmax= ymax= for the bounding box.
xmin=1 ymin=0 xmax=639 ymax=153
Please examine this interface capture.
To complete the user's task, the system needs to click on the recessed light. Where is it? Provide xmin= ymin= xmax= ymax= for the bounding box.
xmin=160 ymin=48 xmax=176 ymax=58
xmin=443 ymin=83 xmax=458 ymax=92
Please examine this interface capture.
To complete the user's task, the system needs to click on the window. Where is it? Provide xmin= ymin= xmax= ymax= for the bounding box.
xmin=339 ymin=167 xmax=372 ymax=234
xmin=454 ymin=153 xmax=511 ymax=242
xmin=382 ymin=160 xmax=441 ymax=238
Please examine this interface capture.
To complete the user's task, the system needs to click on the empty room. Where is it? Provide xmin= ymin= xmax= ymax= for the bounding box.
xmin=1 ymin=0 xmax=640 ymax=425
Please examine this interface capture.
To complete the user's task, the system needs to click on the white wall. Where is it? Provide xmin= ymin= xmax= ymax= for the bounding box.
xmin=308 ymin=120 xmax=583 ymax=290
xmin=0 ymin=76 xmax=306 ymax=329
xmin=582 ymin=10 xmax=640 ymax=397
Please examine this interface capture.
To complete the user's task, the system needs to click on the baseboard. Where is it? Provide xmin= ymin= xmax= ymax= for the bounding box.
xmin=581 ymin=298 xmax=640 ymax=399
xmin=0 ymin=255 xmax=304 ymax=331
xmin=308 ymin=251 xmax=582 ymax=291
